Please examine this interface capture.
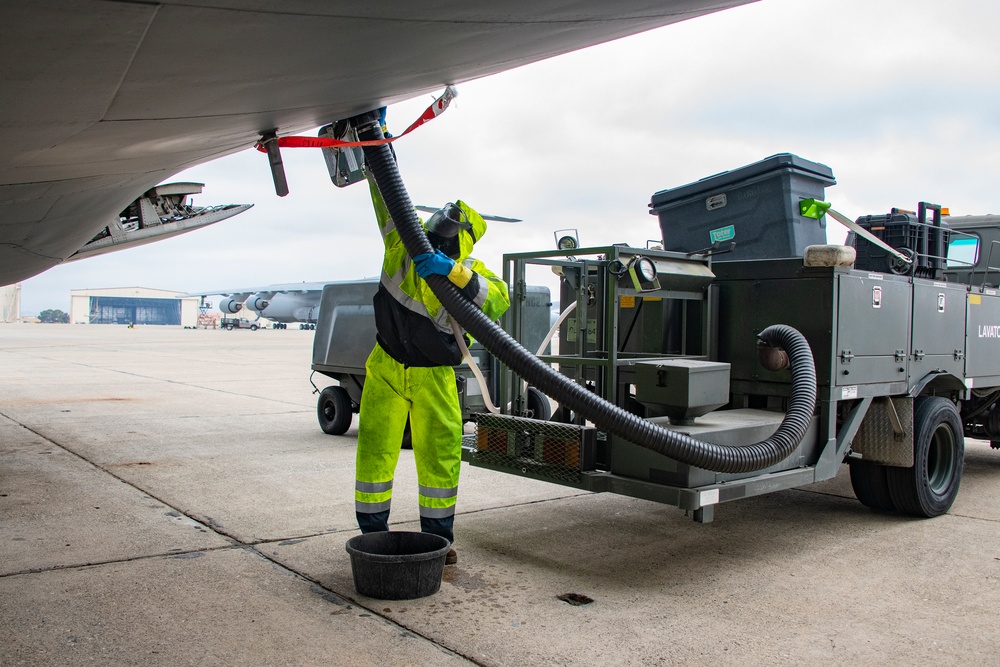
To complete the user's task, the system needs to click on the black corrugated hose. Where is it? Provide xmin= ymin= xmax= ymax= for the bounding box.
xmin=353 ymin=113 xmax=816 ymax=474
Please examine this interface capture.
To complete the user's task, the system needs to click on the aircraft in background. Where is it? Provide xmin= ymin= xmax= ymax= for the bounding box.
xmin=184 ymin=207 xmax=518 ymax=329
xmin=182 ymin=280 xmax=374 ymax=330
xmin=0 ymin=0 xmax=751 ymax=287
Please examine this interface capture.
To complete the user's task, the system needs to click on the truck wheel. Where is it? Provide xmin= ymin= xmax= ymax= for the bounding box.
xmin=527 ymin=387 xmax=552 ymax=421
xmin=886 ymin=396 xmax=964 ymax=517
xmin=318 ymin=386 xmax=352 ymax=435
xmin=849 ymin=460 xmax=895 ymax=511
xmin=250 ymin=324 xmax=259 ymax=331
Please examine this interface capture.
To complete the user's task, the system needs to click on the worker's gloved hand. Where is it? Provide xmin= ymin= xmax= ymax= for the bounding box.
xmin=413 ymin=250 xmax=455 ymax=278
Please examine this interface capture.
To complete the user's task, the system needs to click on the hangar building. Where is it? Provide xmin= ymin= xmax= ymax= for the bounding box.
xmin=1 ymin=284 xmax=20 ymax=323
xmin=70 ymin=287 xmax=200 ymax=327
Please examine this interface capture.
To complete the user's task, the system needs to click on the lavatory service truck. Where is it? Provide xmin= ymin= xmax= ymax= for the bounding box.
xmin=313 ymin=152 xmax=1000 ymax=524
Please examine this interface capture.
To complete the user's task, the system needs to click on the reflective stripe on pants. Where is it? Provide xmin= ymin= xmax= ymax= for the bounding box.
xmin=355 ymin=343 xmax=462 ymax=523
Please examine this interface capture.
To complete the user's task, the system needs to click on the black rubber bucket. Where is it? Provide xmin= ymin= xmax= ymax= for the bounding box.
xmin=345 ymin=531 xmax=450 ymax=600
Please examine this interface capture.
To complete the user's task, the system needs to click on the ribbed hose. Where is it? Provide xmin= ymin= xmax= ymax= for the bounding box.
xmin=354 ymin=114 xmax=817 ymax=474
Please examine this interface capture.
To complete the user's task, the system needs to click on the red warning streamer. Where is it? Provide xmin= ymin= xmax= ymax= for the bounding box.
xmin=255 ymin=86 xmax=457 ymax=152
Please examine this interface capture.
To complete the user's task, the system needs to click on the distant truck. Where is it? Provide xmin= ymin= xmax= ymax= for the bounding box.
xmin=220 ymin=316 xmax=260 ymax=331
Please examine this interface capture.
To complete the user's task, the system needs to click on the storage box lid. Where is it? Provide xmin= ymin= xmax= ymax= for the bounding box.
xmin=649 ymin=153 xmax=836 ymax=211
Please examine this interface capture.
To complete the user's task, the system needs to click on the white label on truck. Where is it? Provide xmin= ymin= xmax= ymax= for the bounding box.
xmin=700 ymin=489 xmax=720 ymax=506
xmin=842 ymin=385 xmax=859 ymax=399
xmin=867 ymin=273 xmax=884 ymax=280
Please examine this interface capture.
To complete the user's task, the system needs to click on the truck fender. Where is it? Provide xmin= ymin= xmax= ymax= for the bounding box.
xmin=909 ymin=370 xmax=966 ymax=398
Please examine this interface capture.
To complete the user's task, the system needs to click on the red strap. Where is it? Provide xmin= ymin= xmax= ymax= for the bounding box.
xmin=255 ymin=86 xmax=457 ymax=152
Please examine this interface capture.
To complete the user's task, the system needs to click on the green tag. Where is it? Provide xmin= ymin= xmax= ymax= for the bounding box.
xmin=710 ymin=225 xmax=735 ymax=243
xmin=799 ymin=198 xmax=832 ymax=219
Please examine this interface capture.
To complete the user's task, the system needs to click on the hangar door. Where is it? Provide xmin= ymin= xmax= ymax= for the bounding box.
xmin=89 ymin=297 xmax=181 ymax=325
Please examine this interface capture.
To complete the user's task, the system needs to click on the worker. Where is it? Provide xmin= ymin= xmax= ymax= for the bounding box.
xmin=354 ymin=162 xmax=509 ymax=565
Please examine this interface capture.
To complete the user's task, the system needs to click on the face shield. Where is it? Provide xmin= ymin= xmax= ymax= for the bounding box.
xmin=424 ymin=203 xmax=472 ymax=257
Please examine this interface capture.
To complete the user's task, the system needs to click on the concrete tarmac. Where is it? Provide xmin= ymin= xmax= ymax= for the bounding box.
xmin=1 ymin=324 xmax=998 ymax=666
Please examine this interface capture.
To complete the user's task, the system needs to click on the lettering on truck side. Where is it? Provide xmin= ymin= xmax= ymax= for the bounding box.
xmin=979 ymin=325 xmax=1000 ymax=338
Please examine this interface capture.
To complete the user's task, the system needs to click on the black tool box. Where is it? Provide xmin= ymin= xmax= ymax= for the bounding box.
xmin=852 ymin=204 xmax=949 ymax=278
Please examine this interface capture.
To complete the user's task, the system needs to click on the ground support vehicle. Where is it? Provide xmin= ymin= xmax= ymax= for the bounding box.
xmin=310 ymin=279 xmax=553 ymax=438
xmin=220 ymin=317 xmax=259 ymax=330
xmin=463 ymin=154 xmax=1000 ymax=522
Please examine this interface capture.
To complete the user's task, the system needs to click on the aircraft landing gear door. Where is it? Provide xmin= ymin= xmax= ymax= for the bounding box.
xmin=835 ymin=273 xmax=911 ymax=387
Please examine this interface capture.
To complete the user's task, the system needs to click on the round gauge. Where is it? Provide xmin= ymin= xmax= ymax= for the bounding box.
xmin=557 ymin=235 xmax=578 ymax=251
xmin=636 ymin=257 xmax=657 ymax=282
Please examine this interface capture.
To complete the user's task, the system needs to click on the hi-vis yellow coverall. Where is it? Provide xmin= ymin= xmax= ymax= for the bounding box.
xmin=355 ymin=180 xmax=509 ymax=543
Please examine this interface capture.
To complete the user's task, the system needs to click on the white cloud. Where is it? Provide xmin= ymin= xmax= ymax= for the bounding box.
xmin=19 ymin=0 xmax=1000 ymax=314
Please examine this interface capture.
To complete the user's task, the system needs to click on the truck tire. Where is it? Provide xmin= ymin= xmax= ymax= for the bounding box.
xmin=318 ymin=386 xmax=352 ymax=435
xmin=250 ymin=324 xmax=259 ymax=331
xmin=849 ymin=460 xmax=895 ymax=511
xmin=886 ymin=396 xmax=964 ymax=517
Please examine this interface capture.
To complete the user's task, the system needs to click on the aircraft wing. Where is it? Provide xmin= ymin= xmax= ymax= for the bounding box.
xmin=0 ymin=0 xmax=754 ymax=287
xmin=179 ymin=279 xmax=377 ymax=298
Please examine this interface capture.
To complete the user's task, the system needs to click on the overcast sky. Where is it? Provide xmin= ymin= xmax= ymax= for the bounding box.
xmin=18 ymin=0 xmax=1000 ymax=316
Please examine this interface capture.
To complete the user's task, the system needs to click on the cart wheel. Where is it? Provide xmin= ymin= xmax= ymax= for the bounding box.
xmin=849 ymin=459 xmax=895 ymax=511
xmin=526 ymin=387 xmax=552 ymax=421
xmin=250 ymin=323 xmax=259 ymax=331
xmin=401 ymin=417 xmax=412 ymax=450
xmin=886 ymin=396 xmax=964 ymax=517
xmin=318 ymin=386 xmax=352 ymax=435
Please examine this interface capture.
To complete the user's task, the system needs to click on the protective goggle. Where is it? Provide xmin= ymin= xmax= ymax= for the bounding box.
xmin=424 ymin=202 xmax=472 ymax=239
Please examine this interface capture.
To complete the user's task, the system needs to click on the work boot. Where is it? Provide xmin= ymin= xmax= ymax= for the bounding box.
xmin=445 ymin=548 xmax=458 ymax=565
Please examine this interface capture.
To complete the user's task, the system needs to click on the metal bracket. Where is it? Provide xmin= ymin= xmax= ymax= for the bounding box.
xmin=840 ymin=349 xmax=854 ymax=364
xmin=883 ymin=395 xmax=904 ymax=437
xmin=259 ymin=130 xmax=289 ymax=197
xmin=913 ymin=350 xmax=925 ymax=361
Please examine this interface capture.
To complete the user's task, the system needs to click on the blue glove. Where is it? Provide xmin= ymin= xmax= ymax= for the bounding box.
xmin=413 ymin=250 xmax=455 ymax=278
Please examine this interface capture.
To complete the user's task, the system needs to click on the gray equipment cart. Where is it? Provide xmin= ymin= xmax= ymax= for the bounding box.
xmin=310 ymin=278 xmax=553 ymax=438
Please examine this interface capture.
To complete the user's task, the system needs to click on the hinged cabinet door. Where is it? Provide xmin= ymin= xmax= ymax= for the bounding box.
xmin=835 ymin=273 xmax=910 ymax=386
